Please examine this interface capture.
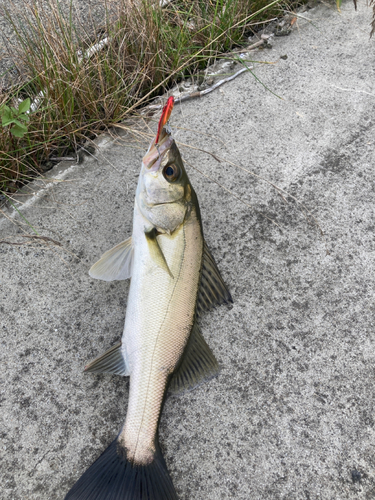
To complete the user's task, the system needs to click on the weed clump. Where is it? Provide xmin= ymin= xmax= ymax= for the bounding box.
xmin=0 ymin=0 xmax=287 ymax=193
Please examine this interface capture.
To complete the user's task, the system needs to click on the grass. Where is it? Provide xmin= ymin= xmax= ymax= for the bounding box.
xmin=0 ymin=0 xmax=299 ymax=194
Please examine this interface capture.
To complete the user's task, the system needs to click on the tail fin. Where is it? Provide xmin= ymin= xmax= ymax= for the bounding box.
xmin=65 ymin=438 xmax=178 ymax=500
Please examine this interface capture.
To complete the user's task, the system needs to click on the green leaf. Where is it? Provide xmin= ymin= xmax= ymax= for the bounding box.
xmin=18 ymin=113 xmax=30 ymax=122
xmin=18 ymin=98 xmax=31 ymax=114
xmin=2 ymin=118 xmax=17 ymax=127
xmin=11 ymin=123 xmax=28 ymax=138
xmin=0 ymin=106 xmax=12 ymax=126
xmin=12 ymin=119 xmax=27 ymax=128
xmin=0 ymin=104 xmax=11 ymax=115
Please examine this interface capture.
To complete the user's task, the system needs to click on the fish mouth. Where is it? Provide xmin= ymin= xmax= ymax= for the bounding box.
xmin=145 ymin=195 xmax=184 ymax=207
xmin=155 ymin=127 xmax=169 ymax=146
xmin=153 ymin=198 xmax=183 ymax=206
xmin=142 ymin=128 xmax=173 ymax=171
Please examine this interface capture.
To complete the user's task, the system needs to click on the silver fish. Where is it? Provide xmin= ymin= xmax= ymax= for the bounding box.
xmin=65 ymin=105 xmax=232 ymax=500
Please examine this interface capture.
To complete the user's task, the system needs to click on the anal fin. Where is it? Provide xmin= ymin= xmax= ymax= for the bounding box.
xmin=84 ymin=342 xmax=129 ymax=376
xmin=169 ymin=323 xmax=219 ymax=394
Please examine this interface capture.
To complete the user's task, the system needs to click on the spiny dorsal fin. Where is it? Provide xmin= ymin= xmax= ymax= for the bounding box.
xmin=84 ymin=342 xmax=129 ymax=376
xmin=145 ymin=228 xmax=174 ymax=278
xmin=196 ymin=241 xmax=233 ymax=316
xmin=169 ymin=322 xmax=219 ymax=394
xmin=89 ymin=237 xmax=133 ymax=281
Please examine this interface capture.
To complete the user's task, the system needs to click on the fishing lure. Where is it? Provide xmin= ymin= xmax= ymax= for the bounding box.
xmin=155 ymin=96 xmax=174 ymax=145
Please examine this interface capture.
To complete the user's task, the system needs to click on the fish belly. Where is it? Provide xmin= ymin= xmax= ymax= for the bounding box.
xmin=118 ymin=206 xmax=203 ymax=465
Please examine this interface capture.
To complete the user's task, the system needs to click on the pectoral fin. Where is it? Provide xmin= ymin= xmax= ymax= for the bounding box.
xmin=84 ymin=342 xmax=129 ymax=376
xmin=145 ymin=228 xmax=174 ymax=278
xmin=196 ymin=241 xmax=233 ymax=315
xmin=89 ymin=237 xmax=133 ymax=281
xmin=169 ymin=323 xmax=219 ymax=394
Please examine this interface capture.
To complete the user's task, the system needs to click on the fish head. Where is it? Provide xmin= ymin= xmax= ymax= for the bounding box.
xmin=136 ymin=127 xmax=193 ymax=234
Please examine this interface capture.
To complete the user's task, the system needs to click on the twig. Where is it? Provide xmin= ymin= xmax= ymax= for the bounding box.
xmin=0 ymin=235 xmax=62 ymax=247
xmin=77 ymin=37 xmax=110 ymax=63
xmin=0 ymin=240 xmax=26 ymax=246
xmin=187 ymin=67 xmax=250 ymax=99
xmin=330 ymin=84 xmax=375 ymax=97
xmin=228 ymin=38 xmax=268 ymax=54
xmin=144 ymin=66 xmax=251 ymax=115
xmin=22 ymin=235 xmax=62 ymax=246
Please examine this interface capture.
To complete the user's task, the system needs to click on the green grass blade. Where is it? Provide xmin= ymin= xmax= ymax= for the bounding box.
xmin=1 ymin=192 xmax=39 ymax=235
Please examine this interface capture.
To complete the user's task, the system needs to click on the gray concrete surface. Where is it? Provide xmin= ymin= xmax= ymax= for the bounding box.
xmin=1 ymin=1 xmax=375 ymax=498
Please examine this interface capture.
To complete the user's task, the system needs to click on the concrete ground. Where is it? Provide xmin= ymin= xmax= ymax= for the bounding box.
xmin=1 ymin=1 xmax=375 ymax=499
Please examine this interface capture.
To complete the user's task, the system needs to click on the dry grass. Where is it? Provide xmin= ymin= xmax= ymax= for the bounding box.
xmin=0 ymin=0 xmax=294 ymax=193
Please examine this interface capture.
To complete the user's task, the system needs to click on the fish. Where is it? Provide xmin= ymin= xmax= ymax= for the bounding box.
xmin=64 ymin=100 xmax=232 ymax=500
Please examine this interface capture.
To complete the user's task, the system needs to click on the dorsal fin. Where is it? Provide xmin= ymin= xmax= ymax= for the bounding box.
xmin=196 ymin=241 xmax=233 ymax=316
xmin=169 ymin=322 xmax=219 ymax=394
xmin=89 ymin=237 xmax=133 ymax=281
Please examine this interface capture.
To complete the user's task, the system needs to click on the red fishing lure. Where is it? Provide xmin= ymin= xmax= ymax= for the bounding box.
xmin=155 ymin=96 xmax=174 ymax=145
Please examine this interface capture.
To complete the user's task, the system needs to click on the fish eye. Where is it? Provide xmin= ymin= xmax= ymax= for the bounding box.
xmin=162 ymin=164 xmax=180 ymax=182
